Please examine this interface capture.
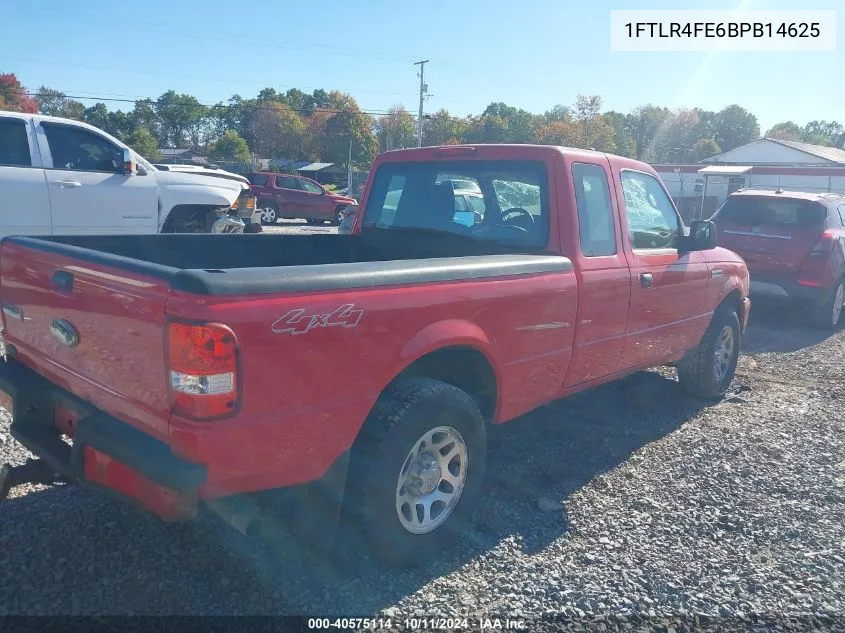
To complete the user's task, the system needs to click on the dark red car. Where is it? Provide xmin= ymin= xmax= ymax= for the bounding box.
xmin=712 ymin=190 xmax=845 ymax=329
xmin=247 ymin=172 xmax=358 ymax=226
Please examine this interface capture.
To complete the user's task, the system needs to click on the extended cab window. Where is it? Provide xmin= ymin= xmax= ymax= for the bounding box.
xmin=621 ymin=170 xmax=680 ymax=250
xmin=572 ymin=163 xmax=616 ymax=256
xmin=300 ymin=180 xmax=324 ymax=194
xmin=43 ymin=123 xmax=123 ymax=173
xmin=362 ymin=160 xmax=548 ymax=248
xmin=0 ymin=118 xmax=32 ymax=167
xmin=275 ymin=175 xmax=301 ymax=189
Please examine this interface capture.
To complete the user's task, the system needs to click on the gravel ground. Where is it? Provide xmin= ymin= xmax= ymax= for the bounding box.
xmin=1 ymin=271 xmax=844 ymax=630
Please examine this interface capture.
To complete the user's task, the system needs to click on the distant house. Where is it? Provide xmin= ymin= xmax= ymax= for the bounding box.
xmin=654 ymin=138 xmax=845 ymax=221
xmin=158 ymin=148 xmax=208 ymax=165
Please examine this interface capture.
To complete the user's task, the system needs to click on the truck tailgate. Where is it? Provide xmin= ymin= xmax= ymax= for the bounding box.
xmin=0 ymin=239 xmax=173 ymax=441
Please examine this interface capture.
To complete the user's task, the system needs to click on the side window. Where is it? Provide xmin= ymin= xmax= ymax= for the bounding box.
xmin=275 ymin=175 xmax=301 ymax=190
xmin=0 ymin=118 xmax=32 ymax=167
xmin=43 ymin=124 xmax=122 ymax=173
xmin=300 ymin=179 xmax=324 ymax=194
xmin=572 ymin=163 xmax=616 ymax=257
xmin=248 ymin=173 xmax=268 ymax=186
xmin=620 ymin=170 xmax=680 ymax=250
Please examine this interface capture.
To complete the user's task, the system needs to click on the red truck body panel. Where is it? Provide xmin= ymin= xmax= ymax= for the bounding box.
xmin=0 ymin=143 xmax=750 ymax=519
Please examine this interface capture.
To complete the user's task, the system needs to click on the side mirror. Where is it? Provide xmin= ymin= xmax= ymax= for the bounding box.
xmin=122 ymin=148 xmax=134 ymax=176
xmin=688 ymin=220 xmax=717 ymax=250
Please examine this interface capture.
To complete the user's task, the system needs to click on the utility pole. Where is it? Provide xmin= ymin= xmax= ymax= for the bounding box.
xmin=347 ymin=138 xmax=353 ymax=196
xmin=414 ymin=60 xmax=429 ymax=147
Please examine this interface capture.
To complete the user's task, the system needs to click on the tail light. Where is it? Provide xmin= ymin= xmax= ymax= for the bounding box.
xmin=809 ymin=230 xmax=836 ymax=256
xmin=166 ymin=322 xmax=240 ymax=420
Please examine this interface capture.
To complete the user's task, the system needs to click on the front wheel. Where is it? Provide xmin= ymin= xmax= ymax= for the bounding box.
xmin=677 ymin=308 xmax=741 ymax=399
xmin=345 ymin=378 xmax=487 ymax=566
xmin=259 ymin=203 xmax=278 ymax=226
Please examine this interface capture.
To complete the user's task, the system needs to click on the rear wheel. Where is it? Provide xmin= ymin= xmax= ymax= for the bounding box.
xmin=809 ymin=278 xmax=844 ymax=330
xmin=677 ymin=308 xmax=741 ymax=399
xmin=259 ymin=203 xmax=278 ymax=225
xmin=345 ymin=378 xmax=487 ymax=566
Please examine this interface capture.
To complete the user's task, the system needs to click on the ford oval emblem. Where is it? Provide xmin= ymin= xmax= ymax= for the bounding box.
xmin=50 ymin=319 xmax=80 ymax=347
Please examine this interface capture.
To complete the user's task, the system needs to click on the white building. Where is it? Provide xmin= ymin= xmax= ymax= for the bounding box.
xmin=653 ymin=138 xmax=845 ymax=221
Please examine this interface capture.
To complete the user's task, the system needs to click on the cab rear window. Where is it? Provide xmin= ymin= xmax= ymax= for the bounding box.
xmin=715 ymin=197 xmax=826 ymax=227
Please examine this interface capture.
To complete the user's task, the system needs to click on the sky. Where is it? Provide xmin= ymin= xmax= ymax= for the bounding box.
xmin=3 ymin=0 xmax=843 ymax=133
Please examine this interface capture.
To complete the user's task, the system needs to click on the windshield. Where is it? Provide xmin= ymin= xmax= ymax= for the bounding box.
xmin=362 ymin=160 xmax=549 ymax=248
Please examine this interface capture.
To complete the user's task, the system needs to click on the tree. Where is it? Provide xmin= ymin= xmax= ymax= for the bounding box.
xmin=573 ymin=95 xmax=602 ymax=147
xmin=765 ymin=121 xmax=805 ymax=142
xmin=125 ymin=127 xmax=161 ymax=161
xmin=627 ymin=105 xmax=671 ymax=161
xmin=533 ymin=120 xmax=580 ymax=146
xmin=424 ymin=109 xmax=469 ymax=146
xmin=803 ymin=120 xmax=845 ymax=147
xmin=0 ymin=73 xmax=38 ymax=113
xmin=375 ymin=105 xmax=416 ymax=151
xmin=323 ymin=109 xmax=377 ymax=166
xmin=692 ymin=138 xmax=721 ymax=162
xmin=542 ymin=104 xmax=572 ymax=124
xmin=466 ymin=102 xmax=536 ymax=144
xmin=154 ymin=91 xmax=209 ymax=149
xmin=605 ymin=111 xmax=636 ymax=158
xmin=714 ymin=105 xmax=760 ymax=152
xmin=249 ymin=101 xmax=307 ymax=158
xmin=209 ymin=130 xmax=250 ymax=163
xmin=35 ymin=87 xmax=85 ymax=119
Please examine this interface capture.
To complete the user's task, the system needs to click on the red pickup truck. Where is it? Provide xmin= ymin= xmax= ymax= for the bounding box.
xmin=0 ymin=145 xmax=749 ymax=565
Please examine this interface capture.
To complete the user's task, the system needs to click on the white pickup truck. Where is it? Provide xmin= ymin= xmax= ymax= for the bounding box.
xmin=0 ymin=112 xmax=260 ymax=237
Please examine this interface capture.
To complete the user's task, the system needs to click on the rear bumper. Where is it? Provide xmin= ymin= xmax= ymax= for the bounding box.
xmin=0 ymin=359 xmax=206 ymax=520
xmin=749 ymin=273 xmax=830 ymax=305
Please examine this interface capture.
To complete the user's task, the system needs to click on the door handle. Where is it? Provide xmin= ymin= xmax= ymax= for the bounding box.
xmin=54 ymin=180 xmax=82 ymax=188
xmin=52 ymin=270 xmax=74 ymax=294
xmin=640 ymin=273 xmax=654 ymax=288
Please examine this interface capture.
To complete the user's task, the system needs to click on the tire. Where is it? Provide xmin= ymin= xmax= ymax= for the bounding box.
xmin=808 ymin=278 xmax=844 ymax=331
xmin=333 ymin=207 xmax=345 ymax=226
xmin=258 ymin=203 xmax=278 ymax=226
xmin=677 ymin=308 xmax=741 ymax=399
xmin=345 ymin=378 xmax=487 ymax=566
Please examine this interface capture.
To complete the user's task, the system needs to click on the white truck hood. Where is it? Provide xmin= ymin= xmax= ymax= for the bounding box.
xmin=152 ymin=164 xmax=249 ymax=189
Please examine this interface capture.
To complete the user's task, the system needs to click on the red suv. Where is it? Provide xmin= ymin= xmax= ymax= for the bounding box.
xmin=247 ymin=172 xmax=358 ymax=226
xmin=712 ymin=190 xmax=845 ymax=329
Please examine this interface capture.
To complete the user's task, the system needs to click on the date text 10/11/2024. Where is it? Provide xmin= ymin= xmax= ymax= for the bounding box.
xmin=307 ymin=618 xmax=528 ymax=630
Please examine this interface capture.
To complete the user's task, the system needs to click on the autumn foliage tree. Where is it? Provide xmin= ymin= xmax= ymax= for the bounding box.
xmin=0 ymin=73 xmax=38 ymax=113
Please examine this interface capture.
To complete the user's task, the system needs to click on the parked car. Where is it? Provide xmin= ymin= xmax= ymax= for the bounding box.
xmin=0 ymin=113 xmax=260 ymax=236
xmin=247 ymin=172 xmax=358 ymax=226
xmin=0 ymin=144 xmax=749 ymax=565
xmin=712 ymin=189 xmax=845 ymax=329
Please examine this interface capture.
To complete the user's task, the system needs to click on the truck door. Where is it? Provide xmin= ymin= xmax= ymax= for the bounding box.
xmin=562 ymin=160 xmax=632 ymax=387
xmin=613 ymin=168 xmax=710 ymax=369
xmin=38 ymin=121 xmax=157 ymax=234
xmin=0 ymin=116 xmax=51 ymax=238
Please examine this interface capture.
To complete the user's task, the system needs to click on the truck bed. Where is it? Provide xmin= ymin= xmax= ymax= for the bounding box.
xmin=9 ymin=232 xmax=564 ymax=295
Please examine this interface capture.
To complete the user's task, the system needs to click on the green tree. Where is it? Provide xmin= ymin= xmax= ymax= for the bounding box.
xmin=692 ymin=138 xmax=721 ymax=162
xmin=424 ymin=109 xmax=470 ymax=146
xmin=466 ymin=102 xmax=536 ymax=144
xmin=125 ymin=127 xmax=161 ymax=161
xmin=209 ymin=130 xmax=250 ymax=163
xmin=627 ymin=105 xmax=672 ymax=161
xmin=605 ymin=111 xmax=636 ymax=157
xmin=249 ymin=101 xmax=307 ymax=158
xmin=714 ymin=105 xmax=760 ymax=152
xmin=375 ymin=105 xmax=417 ymax=151
xmin=765 ymin=121 xmax=805 ymax=142
xmin=573 ymin=95 xmax=602 ymax=147
xmin=323 ymin=109 xmax=377 ymax=166
xmin=35 ymin=87 xmax=85 ymax=119
xmin=154 ymin=90 xmax=209 ymax=148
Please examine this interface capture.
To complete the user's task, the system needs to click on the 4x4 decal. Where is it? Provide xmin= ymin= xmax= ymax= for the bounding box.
xmin=271 ymin=304 xmax=364 ymax=335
